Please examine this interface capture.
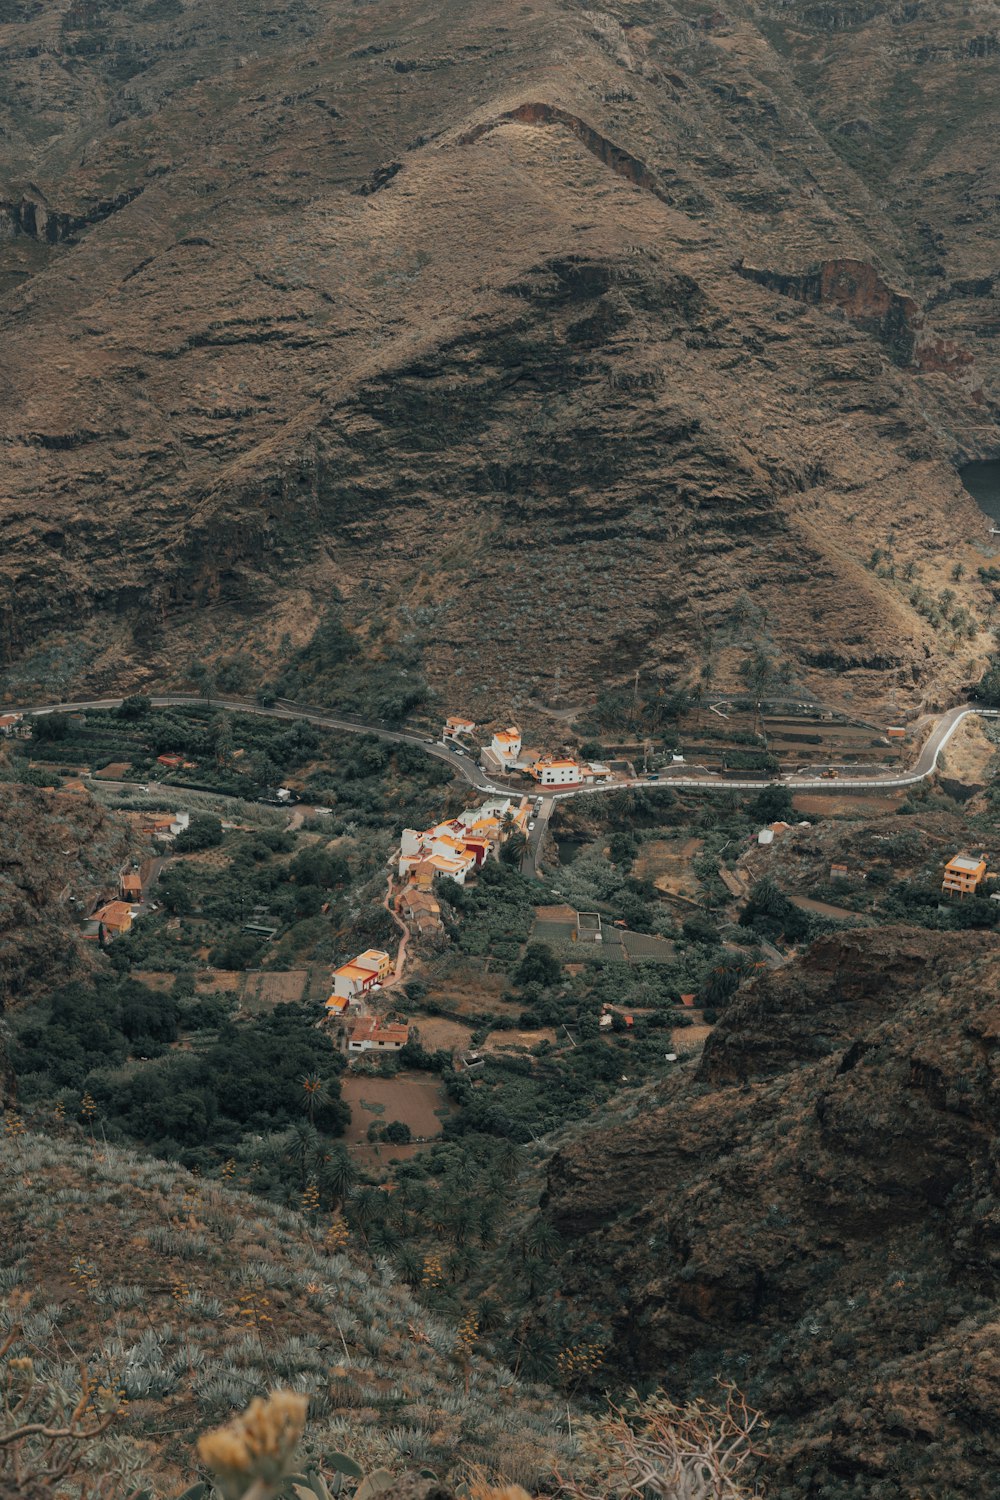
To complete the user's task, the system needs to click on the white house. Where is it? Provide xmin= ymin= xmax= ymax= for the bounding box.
xmin=444 ymin=716 xmax=476 ymax=739
xmin=530 ymin=756 xmax=584 ymax=787
xmin=331 ymin=949 xmax=393 ymax=1000
xmin=489 ymin=727 xmax=522 ymax=768
xmin=0 ymin=713 xmax=24 ymax=737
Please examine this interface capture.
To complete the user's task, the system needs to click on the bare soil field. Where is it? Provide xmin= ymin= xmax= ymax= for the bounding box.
xmin=242 ymin=970 xmax=310 ymax=1011
xmin=411 ymin=1015 xmax=474 ymax=1052
xmin=482 ymin=1028 xmax=559 ymax=1053
xmin=132 ymin=970 xmax=175 ymax=993
xmin=341 ymin=1073 xmax=453 ymax=1163
xmin=635 ymin=837 xmax=703 ymax=899
xmin=788 ymin=894 xmax=864 ymax=922
xmin=420 ymin=958 xmax=521 ymax=1018
xmin=93 ymin=761 xmax=133 ymax=779
xmin=194 ymin=969 xmax=244 ymax=993
xmin=792 ymin=792 xmax=904 ymax=818
xmin=671 ymin=1024 xmax=713 ymax=1054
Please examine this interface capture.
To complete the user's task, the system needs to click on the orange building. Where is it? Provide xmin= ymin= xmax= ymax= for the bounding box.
xmin=93 ymin=901 xmax=134 ymax=937
xmin=942 ymin=853 xmax=987 ymax=898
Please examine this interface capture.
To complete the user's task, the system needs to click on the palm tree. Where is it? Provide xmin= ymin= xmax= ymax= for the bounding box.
xmin=321 ymin=1147 xmax=356 ymax=1206
xmin=394 ymin=1244 xmax=423 ymax=1287
xmin=300 ymin=1074 xmax=330 ymax=1125
xmin=523 ymin=1215 xmax=561 ymax=1262
xmin=348 ymin=1185 xmax=384 ymax=1242
xmin=284 ymin=1122 xmax=320 ymax=1186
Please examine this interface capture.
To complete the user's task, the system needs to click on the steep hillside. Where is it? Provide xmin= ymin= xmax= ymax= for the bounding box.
xmin=0 ymin=1125 xmax=575 ymax=1493
xmin=0 ymin=0 xmax=998 ymax=715
xmin=0 ymin=780 xmax=131 ymax=1010
xmin=542 ymin=926 xmax=1000 ymax=1497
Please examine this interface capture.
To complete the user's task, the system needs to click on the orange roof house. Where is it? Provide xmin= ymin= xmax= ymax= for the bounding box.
xmin=347 ymin=1017 xmax=410 ymax=1053
xmin=120 ymin=872 xmax=143 ymax=901
xmin=942 ymin=853 xmax=987 ymax=899
xmin=93 ymin=901 xmax=134 ymax=937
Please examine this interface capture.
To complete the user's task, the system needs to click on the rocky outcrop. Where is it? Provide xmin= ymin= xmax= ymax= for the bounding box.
xmin=735 ymin=258 xmax=919 ymax=365
xmin=0 ymin=784 xmax=132 ymax=1010
xmin=543 ymin=927 xmax=1000 ymax=1496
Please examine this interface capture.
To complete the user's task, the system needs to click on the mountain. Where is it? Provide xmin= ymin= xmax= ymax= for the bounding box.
xmin=539 ymin=925 xmax=1000 ymax=1496
xmin=1 ymin=0 xmax=998 ymax=715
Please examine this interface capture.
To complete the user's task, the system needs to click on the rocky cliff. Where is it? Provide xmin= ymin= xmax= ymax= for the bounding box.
xmin=544 ymin=926 xmax=1000 ymax=1496
xmin=0 ymin=782 xmax=131 ymax=1009
xmin=0 ymin=0 xmax=998 ymax=715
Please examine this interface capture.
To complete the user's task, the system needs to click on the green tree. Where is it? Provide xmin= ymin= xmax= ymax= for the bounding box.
xmin=514 ymin=942 xmax=561 ymax=988
xmin=175 ymin=815 xmax=224 ymax=853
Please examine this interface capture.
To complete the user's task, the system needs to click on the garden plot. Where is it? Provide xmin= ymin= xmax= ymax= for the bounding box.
xmin=241 ymin=969 xmax=310 ymax=1012
xmin=635 ymin=837 xmax=703 ymax=899
xmin=341 ymin=1072 xmax=453 ymax=1170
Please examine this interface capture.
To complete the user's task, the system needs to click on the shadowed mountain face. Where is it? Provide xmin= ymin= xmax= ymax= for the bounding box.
xmin=0 ymin=0 xmax=997 ymax=713
xmin=543 ymin=926 xmax=1000 ymax=1496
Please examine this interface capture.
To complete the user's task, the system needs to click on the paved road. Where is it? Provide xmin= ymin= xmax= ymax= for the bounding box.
xmin=18 ymin=694 xmax=998 ymax=801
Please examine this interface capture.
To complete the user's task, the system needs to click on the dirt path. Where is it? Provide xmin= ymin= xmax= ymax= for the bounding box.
xmin=788 ymin=893 xmax=861 ymax=921
xmin=382 ymin=874 xmax=409 ymax=988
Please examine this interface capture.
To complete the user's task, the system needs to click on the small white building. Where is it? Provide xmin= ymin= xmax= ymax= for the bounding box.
xmin=490 ymin=727 xmax=522 ymax=768
xmin=757 ymin=828 xmax=774 ymax=846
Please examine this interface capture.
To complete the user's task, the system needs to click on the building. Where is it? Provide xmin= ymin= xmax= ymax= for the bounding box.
xmin=157 ymin=753 xmax=184 ymax=769
xmin=444 ymin=716 xmax=476 ymax=739
xmin=0 ymin=713 xmax=24 ymax=737
xmin=942 ymin=853 xmax=987 ymax=899
xmin=529 ymin=756 xmax=584 ymax=787
xmin=135 ymin=810 xmax=191 ymax=841
xmin=757 ymin=828 xmax=774 ymax=847
xmin=489 ymin=727 xmax=522 ymax=768
xmin=92 ymin=901 xmax=134 ymax=938
xmin=400 ymin=889 xmax=442 ymax=927
xmin=886 ymin=726 xmax=907 ymax=741
xmin=119 ymin=872 xmax=143 ymax=902
xmin=325 ymin=993 xmax=351 ymax=1018
xmin=399 ymin=823 xmax=479 ymax=885
xmin=331 ymin=949 xmax=393 ymax=1000
xmin=830 ymin=862 xmax=849 ymax=880
xmin=347 ymin=1017 xmax=410 ymax=1053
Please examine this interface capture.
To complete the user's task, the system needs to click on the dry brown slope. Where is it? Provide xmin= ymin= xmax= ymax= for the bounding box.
xmin=0 ymin=0 xmax=997 ymax=715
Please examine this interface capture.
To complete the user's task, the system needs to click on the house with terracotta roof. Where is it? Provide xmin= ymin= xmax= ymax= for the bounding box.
xmin=400 ymin=889 xmax=443 ymax=933
xmin=119 ymin=871 xmax=143 ymax=903
xmin=92 ymin=901 xmax=134 ymax=938
xmin=347 ymin=1017 xmax=410 ymax=1053
xmin=942 ymin=852 xmax=987 ymax=899
xmin=0 ymin=713 xmax=24 ymax=737
xmin=444 ymin=716 xmax=476 ymax=739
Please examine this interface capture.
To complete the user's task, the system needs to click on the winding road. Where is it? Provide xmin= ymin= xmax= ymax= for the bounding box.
xmin=15 ymin=692 xmax=997 ymax=881
xmin=17 ymin=694 xmax=996 ymax=805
